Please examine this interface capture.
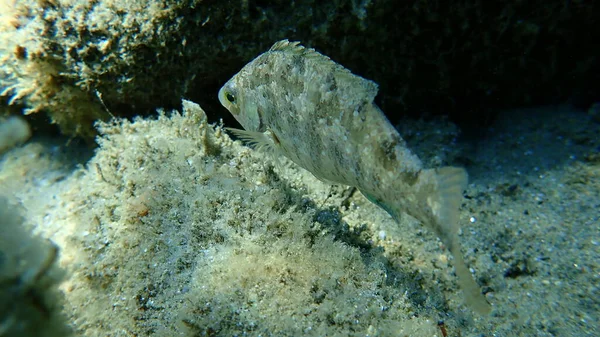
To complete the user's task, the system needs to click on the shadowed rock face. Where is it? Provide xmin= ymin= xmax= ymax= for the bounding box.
xmin=1 ymin=0 xmax=598 ymax=139
xmin=189 ymin=0 xmax=600 ymax=131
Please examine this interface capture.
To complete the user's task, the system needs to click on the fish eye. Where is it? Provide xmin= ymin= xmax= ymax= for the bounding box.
xmin=225 ymin=92 xmax=236 ymax=104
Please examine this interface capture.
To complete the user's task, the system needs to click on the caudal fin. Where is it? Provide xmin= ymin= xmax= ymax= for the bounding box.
xmin=429 ymin=167 xmax=491 ymax=314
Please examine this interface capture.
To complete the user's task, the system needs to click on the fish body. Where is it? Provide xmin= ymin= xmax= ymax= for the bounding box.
xmin=218 ymin=40 xmax=490 ymax=314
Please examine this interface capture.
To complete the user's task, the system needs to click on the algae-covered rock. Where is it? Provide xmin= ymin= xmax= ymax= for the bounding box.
xmin=51 ymin=100 xmax=443 ymax=336
xmin=0 ymin=0 xmax=206 ymax=138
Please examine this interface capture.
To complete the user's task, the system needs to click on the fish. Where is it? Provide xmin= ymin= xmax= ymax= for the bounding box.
xmin=218 ymin=39 xmax=491 ymax=314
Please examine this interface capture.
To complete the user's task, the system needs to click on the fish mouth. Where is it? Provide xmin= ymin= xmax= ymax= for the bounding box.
xmin=217 ymin=86 xmax=227 ymax=108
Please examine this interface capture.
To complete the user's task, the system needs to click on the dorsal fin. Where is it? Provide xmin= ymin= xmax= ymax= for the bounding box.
xmin=269 ymin=40 xmax=379 ymax=104
xmin=269 ymin=40 xmax=339 ymax=69
xmin=269 ymin=40 xmax=329 ymax=64
xmin=269 ymin=39 xmax=303 ymax=53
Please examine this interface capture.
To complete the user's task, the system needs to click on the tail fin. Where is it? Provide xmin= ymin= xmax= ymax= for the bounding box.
xmin=429 ymin=167 xmax=491 ymax=314
xmin=363 ymin=167 xmax=491 ymax=314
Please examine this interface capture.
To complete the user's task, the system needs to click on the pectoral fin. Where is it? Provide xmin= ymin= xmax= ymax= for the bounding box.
xmin=226 ymin=128 xmax=277 ymax=154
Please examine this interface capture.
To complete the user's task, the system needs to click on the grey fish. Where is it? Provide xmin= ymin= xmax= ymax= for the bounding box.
xmin=218 ymin=40 xmax=490 ymax=314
